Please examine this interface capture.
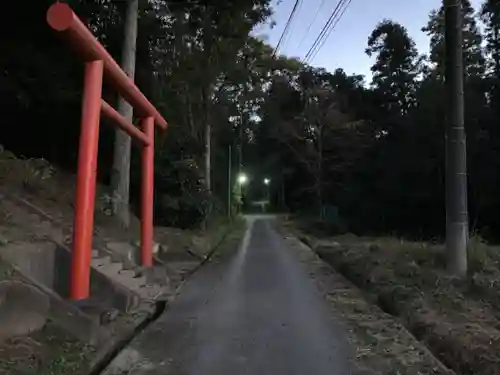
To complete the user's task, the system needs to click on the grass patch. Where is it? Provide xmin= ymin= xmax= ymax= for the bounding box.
xmin=280 ymin=228 xmax=454 ymax=375
xmin=0 ymin=321 xmax=94 ymax=375
xmin=299 ymin=230 xmax=500 ymax=375
xmin=209 ymin=217 xmax=246 ymax=262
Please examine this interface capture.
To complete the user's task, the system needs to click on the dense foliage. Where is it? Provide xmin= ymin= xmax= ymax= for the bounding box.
xmin=0 ymin=0 xmax=272 ymax=228
xmin=252 ymin=0 xmax=500 ymax=241
xmin=2 ymin=0 xmax=500 ymax=240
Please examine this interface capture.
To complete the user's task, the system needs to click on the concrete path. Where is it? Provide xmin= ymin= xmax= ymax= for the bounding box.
xmin=105 ymin=217 xmax=354 ymax=375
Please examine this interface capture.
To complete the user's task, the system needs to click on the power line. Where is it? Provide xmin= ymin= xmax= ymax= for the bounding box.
xmin=303 ymin=0 xmax=352 ymax=64
xmin=296 ymin=0 xmax=326 ymax=50
xmin=303 ymin=0 xmax=348 ymax=63
xmin=303 ymin=0 xmax=345 ymax=63
xmin=273 ymin=0 xmax=301 ymax=57
xmin=308 ymin=0 xmax=353 ymax=64
xmin=280 ymin=0 xmax=303 ymax=54
xmin=273 ymin=0 xmax=302 ymax=58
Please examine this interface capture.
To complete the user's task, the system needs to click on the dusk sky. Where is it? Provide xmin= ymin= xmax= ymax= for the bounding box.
xmin=254 ymin=0 xmax=483 ymax=80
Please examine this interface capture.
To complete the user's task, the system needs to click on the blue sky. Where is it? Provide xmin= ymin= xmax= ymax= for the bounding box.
xmin=254 ymin=0 xmax=483 ymax=79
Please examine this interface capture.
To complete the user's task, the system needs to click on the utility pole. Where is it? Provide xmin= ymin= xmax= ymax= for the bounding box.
xmin=237 ymin=53 xmax=248 ymax=214
xmin=444 ymin=0 xmax=468 ymax=276
xmin=240 ymin=53 xmax=246 ymax=168
xmin=228 ymin=145 xmax=232 ymax=218
xmin=111 ymin=0 xmax=138 ymax=228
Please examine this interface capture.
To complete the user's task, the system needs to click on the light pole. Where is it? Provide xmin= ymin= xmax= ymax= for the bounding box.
xmin=263 ymin=178 xmax=270 ymax=199
xmin=263 ymin=178 xmax=271 ymax=212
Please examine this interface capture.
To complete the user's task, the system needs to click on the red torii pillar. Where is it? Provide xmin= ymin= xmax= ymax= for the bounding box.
xmin=47 ymin=3 xmax=167 ymax=300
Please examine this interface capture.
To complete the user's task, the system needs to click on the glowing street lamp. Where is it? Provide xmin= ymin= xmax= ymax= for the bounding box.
xmin=263 ymin=178 xmax=270 ymax=185
xmin=238 ymin=173 xmax=248 ymax=185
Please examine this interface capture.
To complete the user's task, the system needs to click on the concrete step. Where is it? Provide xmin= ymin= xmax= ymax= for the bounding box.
xmin=117 ymin=269 xmax=136 ymax=279
xmin=91 ymin=256 xmax=111 ymax=267
xmin=94 ymin=262 xmax=123 ymax=276
xmin=3 ymin=263 xmax=104 ymax=345
xmin=119 ymin=275 xmax=147 ymax=290
xmin=133 ymin=276 xmax=147 ymax=287
xmin=90 ymin=248 xmax=169 ymax=306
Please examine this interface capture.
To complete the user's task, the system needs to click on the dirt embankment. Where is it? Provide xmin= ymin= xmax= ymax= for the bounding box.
xmin=297 ymin=226 xmax=500 ymax=375
xmin=0 ymin=146 xmax=232 ymax=270
xmin=0 ymin=148 xmax=238 ymax=374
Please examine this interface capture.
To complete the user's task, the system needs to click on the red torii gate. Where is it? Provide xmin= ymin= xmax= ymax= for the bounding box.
xmin=46 ymin=3 xmax=168 ymax=300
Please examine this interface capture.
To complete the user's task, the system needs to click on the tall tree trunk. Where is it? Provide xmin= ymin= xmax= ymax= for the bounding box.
xmin=444 ymin=0 xmax=468 ymax=276
xmin=111 ymin=0 xmax=138 ymax=229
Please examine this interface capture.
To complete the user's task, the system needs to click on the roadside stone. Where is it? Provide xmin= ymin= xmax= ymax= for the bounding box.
xmin=100 ymin=308 xmax=120 ymax=325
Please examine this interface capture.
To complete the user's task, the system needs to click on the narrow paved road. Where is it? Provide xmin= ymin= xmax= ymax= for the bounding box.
xmin=108 ymin=217 xmax=353 ymax=375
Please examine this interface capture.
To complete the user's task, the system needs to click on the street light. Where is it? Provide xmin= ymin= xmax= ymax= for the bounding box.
xmin=236 ymin=172 xmax=247 ymax=214
xmin=238 ymin=173 xmax=248 ymax=185
xmin=263 ymin=178 xmax=270 ymax=185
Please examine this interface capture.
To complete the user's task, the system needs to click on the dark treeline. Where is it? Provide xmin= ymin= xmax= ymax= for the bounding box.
xmin=0 ymin=0 xmax=272 ymax=228
xmin=252 ymin=0 xmax=500 ymax=241
xmin=2 ymin=0 xmax=500 ymax=240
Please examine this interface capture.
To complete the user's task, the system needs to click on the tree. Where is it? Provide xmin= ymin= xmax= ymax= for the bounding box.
xmin=110 ymin=0 xmax=139 ymax=229
xmin=0 ymin=0 xmax=274 ymax=228
xmin=481 ymin=0 xmax=500 ymax=105
xmin=10 ymin=0 xmax=500 ymax=249
xmin=141 ymin=0 xmax=273 ymax=222
xmin=423 ymin=0 xmax=484 ymax=79
xmin=254 ymin=60 xmax=364 ymax=217
xmin=366 ymin=20 xmax=422 ymax=117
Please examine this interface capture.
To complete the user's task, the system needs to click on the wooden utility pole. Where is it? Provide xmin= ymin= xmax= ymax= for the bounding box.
xmin=111 ymin=0 xmax=139 ymax=228
xmin=444 ymin=0 xmax=468 ymax=276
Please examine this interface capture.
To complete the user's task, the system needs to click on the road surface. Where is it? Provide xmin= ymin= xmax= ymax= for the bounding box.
xmin=106 ymin=216 xmax=354 ymax=375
